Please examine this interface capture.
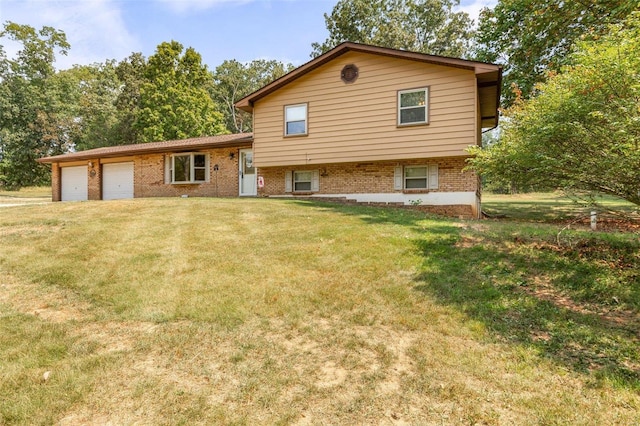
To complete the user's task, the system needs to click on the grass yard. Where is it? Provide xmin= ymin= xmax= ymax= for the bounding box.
xmin=483 ymin=192 xmax=640 ymax=224
xmin=0 ymin=187 xmax=51 ymax=206
xmin=0 ymin=197 xmax=638 ymax=424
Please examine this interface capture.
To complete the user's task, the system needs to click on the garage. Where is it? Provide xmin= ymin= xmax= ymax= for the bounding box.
xmin=102 ymin=162 xmax=134 ymax=200
xmin=61 ymin=166 xmax=88 ymax=201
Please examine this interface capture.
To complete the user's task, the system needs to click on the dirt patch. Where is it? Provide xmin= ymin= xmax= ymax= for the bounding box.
xmin=0 ymin=275 xmax=90 ymax=323
xmin=521 ymin=276 xmax=640 ymax=335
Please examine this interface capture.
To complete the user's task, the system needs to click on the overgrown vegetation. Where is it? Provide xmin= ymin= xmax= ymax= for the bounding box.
xmin=1 ymin=198 xmax=638 ymax=424
xmin=474 ymin=0 xmax=637 ymax=106
xmin=469 ymin=12 xmax=640 ymax=210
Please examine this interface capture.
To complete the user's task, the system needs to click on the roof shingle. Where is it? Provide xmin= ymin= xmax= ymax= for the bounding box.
xmin=38 ymin=133 xmax=253 ymax=163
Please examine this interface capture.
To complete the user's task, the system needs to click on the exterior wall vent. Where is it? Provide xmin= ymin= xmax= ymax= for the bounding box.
xmin=341 ymin=64 xmax=359 ymax=83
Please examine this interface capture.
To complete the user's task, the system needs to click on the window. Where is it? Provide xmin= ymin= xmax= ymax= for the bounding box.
xmin=285 ymin=104 xmax=307 ymax=136
xmin=170 ymin=153 xmax=208 ymax=184
xmin=398 ymin=88 xmax=429 ymax=126
xmin=294 ymin=171 xmax=313 ymax=191
xmin=405 ymin=166 xmax=428 ymax=189
xmin=394 ymin=165 xmax=438 ymax=190
xmin=285 ymin=170 xmax=319 ymax=192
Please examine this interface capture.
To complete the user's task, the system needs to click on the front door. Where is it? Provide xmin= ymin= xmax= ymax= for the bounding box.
xmin=239 ymin=149 xmax=256 ymax=196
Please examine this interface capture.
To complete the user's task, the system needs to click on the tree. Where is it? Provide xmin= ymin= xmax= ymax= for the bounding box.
xmin=56 ymin=62 xmax=123 ymax=151
xmin=134 ymin=41 xmax=226 ymax=142
xmin=212 ymin=59 xmax=293 ymax=133
xmin=474 ymin=0 xmax=638 ymax=106
xmin=0 ymin=22 xmax=70 ymax=188
xmin=311 ymin=0 xmax=473 ymax=58
xmin=114 ymin=52 xmax=147 ymax=145
xmin=467 ymin=13 xmax=640 ymax=208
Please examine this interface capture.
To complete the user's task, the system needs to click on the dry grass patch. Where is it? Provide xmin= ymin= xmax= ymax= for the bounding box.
xmin=1 ymin=198 xmax=639 ymax=424
xmin=0 ymin=186 xmax=51 ymax=206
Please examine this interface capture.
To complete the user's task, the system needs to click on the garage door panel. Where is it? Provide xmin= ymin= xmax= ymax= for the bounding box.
xmin=103 ymin=162 xmax=134 ymax=200
xmin=61 ymin=166 xmax=88 ymax=201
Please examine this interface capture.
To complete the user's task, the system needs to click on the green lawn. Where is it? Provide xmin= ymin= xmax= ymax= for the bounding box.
xmin=0 ymin=186 xmax=51 ymax=205
xmin=483 ymin=191 xmax=639 ymax=222
xmin=0 ymin=197 xmax=638 ymax=424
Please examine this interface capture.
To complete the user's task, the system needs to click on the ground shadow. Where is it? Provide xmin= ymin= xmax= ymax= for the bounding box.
xmin=293 ymin=200 xmax=640 ymax=389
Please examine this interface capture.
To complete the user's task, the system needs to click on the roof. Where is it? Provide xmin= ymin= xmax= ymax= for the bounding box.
xmin=38 ymin=133 xmax=253 ymax=164
xmin=235 ymin=42 xmax=502 ymax=128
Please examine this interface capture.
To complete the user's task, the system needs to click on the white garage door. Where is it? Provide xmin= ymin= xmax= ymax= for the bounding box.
xmin=103 ymin=162 xmax=134 ymax=200
xmin=61 ymin=166 xmax=88 ymax=201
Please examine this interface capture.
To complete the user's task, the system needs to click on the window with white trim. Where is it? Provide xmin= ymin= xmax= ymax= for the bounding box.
xmin=170 ymin=153 xmax=208 ymax=184
xmin=285 ymin=104 xmax=307 ymax=136
xmin=394 ymin=165 xmax=438 ymax=190
xmin=294 ymin=171 xmax=313 ymax=191
xmin=398 ymin=88 xmax=429 ymax=125
xmin=405 ymin=166 xmax=428 ymax=189
xmin=285 ymin=170 xmax=319 ymax=192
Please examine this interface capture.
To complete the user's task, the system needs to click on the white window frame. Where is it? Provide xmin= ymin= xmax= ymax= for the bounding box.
xmin=394 ymin=164 xmax=438 ymax=190
xmin=285 ymin=170 xmax=319 ymax=193
xmin=404 ymin=165 xmax=429 ymax=189
xmin=293 ymin=171 xmax=313 ymax=191
xmin=398 ymin=87 xmax=429 ymax=126
xmin=284 ymin=103 xmax=308 ymax=136
xmin=170 ymin=153 xmax=209 ymax=184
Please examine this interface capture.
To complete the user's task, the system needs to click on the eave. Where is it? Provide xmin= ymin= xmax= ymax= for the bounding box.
xmin=38 ymin=133 xmax=253 ymax=164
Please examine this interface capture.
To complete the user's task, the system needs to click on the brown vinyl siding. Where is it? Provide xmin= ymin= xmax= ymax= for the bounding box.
xmin=253 ymin=51 xmax=477 ymax=168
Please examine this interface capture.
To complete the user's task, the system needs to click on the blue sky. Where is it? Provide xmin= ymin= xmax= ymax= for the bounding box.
xmin=0 ymin=0 xmax=496 ymax=70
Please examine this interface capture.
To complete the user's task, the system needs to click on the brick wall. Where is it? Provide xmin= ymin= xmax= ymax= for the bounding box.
xmin=135 ymin=147 xmax=247 ymax=198
xmin=257 ymin=156 xmax=477 ymax=196
xmin=51 ymin=146 xmax=248 ymax=201
xmin=50 ymin=150 xmax=478 ymax=218
xmin=51 ymin=163 xmax=61 ymax=202
xmin=88 ymin=162 xmax=101 ymax=200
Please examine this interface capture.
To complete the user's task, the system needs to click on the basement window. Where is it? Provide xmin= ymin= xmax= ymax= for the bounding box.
xmin=294 ymin=171 xmax=313 ymax=191
xmin=404 ymin=166 xmax=428 ymax=189
xmin=171 ymin=153 xmax=208 ymax=184
xmin=285 ymin=170 xmax=319 ymax=192
xmin=394 ymin=165 xmax=438 ymax=190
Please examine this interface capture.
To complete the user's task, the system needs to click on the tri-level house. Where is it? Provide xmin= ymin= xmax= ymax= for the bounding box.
xmin=39 ymin=42 xmax=501 ymax=218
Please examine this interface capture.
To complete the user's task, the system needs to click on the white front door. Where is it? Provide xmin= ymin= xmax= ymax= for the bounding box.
xmin=239 ymin=149 xmax=257 ymax=196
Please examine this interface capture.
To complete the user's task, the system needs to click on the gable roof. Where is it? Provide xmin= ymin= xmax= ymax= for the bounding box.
xmin=235 ymin=42 xmax=502 ymax=128
xmin=38 ymin=133 xmax=253 ymax=164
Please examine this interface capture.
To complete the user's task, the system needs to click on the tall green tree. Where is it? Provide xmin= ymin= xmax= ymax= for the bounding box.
xmin=135 ymin=41 xmax=226 ymax=142
xmin=212 ymin=59 xmax=293 ymax=133
xmin=114 ymin=52 xmax=147 ymax=145
xmin=475 ymin=0 xmax=639 ymax=106
xmin=0 ymin=22 xmax=70 ymax=188
xmin=468 ymin=13 xmax=640 ymax=208
xmin=57 ymin=61 xmax=122 ymax=151
xmin=311 ymin=0 xmax=474 ymax=58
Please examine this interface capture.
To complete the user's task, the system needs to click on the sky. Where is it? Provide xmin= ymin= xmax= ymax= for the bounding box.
xmin=0 ymin=0 xmax=497 ymax=71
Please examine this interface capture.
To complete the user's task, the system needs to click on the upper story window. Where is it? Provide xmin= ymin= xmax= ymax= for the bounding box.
xmin=398 ymin=88 xmax=429 ymax=126
xmin=285 ymin=104 xmax=307 ymax=136
xmin=171 ymin=153 xmax=208 ymax=184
